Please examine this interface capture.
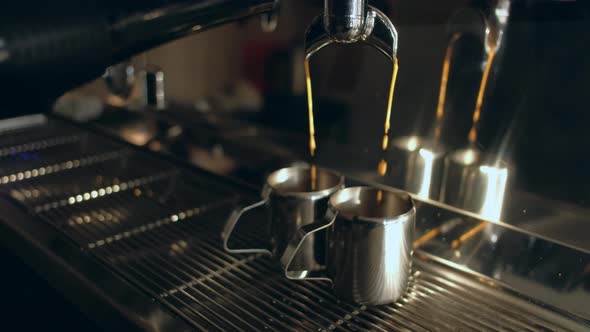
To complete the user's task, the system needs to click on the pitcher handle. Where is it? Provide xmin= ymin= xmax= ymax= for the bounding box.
xmin=280 ymin=209 xmax=338 ymax=283
xmin=222 ymin=192 xmax=272 ymax=256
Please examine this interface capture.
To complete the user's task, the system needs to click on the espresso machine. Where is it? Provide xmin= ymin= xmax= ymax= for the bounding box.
xmin=0 ymin=0 xmax=589 ymax=330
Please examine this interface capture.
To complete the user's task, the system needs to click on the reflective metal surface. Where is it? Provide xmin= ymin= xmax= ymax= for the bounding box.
xmin=104 ymin=61 xmax=136 ymax=100
xmin=0 ymin=115 xmax=588 ymax=330
xmin=283 ymin=186 xmax=416 ymax=305
xmin=3 ymin=0 xmax=590 ymax=328
xmin=323 ymin=0 xmax=368 ymax=43
xmin=411 ymin=200 xmax=590 ymax=325
xmin=0 ymin=116 xmax=193 ymax=331
xmin=284 ymin=0 xmax=590 ymax=240
xmin=305 ymin=5 xmax=398 ymax=60
xmin=485 ymin=0 xmax=511 ymax=53
xmin=387 ymin=136 xmax=447 ymax=200
xmin=223 ymin=166 xmax=344 ymax=270
xmin=140 ymin=65 xmax=166 ymax=110
xmin=440 ymin=147 xmax=510 ymax=221
xmin=352 ymin=177 xmax=590 ymax=325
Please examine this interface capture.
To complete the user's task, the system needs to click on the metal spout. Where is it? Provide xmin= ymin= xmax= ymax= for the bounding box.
xmin=323 ymin=0 xmax=368 ymax=43
xmin=485 ymin=0 xmax=511 ymax=53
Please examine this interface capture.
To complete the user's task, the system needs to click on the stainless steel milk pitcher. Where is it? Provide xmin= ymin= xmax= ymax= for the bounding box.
xmin=281 ymin=186 xmax=415 ymax=305
xmin=222 ymin=166 xmax=344 ymax=271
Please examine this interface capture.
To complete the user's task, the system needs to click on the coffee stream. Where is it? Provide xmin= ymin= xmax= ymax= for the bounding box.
xmin=305 ymin=52 xmax=399 ymax=198
xmin=304 ymin=40 xmax=494 ymax=200
xmin=468 ymin=45 xmax=497 ymax=144
xmin=434 ymin=33 xmax=462 ymax=141
xmin=310 ymin=164 xmax=317 ymax=191
xmin=376 ymin=56 xmax=399 ymax=208
xmin=412 ymin=36 xmax=464 ymax=248
xmin=414 ymin=40 xmax=498 ymax=249
xmin=304 ymin=58 xmax=317 ymax=159
xmin=377 ymin=56 xmax=400 ymax=178
xmin=304 ymin=58 xmax=318 ymax=191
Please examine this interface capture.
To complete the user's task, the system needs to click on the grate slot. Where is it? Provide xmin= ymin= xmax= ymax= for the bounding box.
xmin=140 ymin=214 xmax=396 ymax=331
xmin=0 ymin=131 xmax=83 ymax=157
xmin=185 ymin=246 xmax=349 ymax=329
xmin=361 ymin=306 xmax=430 ymax=332
xmin=412 ymin=278 xmax=522 ymax=331
xmin=6 ymin=156 xmax=177 ymax=212
xmin=39 ymin=189 xmax=235 ymax=249
xmin=404 ymin=284 xmax=501 ymax=331
xmin=417 ymin=273 xmax=561 ymax=331
xmin=131 ymin=227 xmax=302 ymax=329
xmin=214 ymin=225 xmax=391 ymax=332
xmin=166 ymin=243 xmax=342 ymax=332
xmin=165 ymin=226 xmax=361 ymax=331
xmin=1 ymin=150 xmax=129 ymax=186
xmin=101 ymin=239 xmax=277 ymax=330
xmin=45 ymin=203 xmax=255 ymax=331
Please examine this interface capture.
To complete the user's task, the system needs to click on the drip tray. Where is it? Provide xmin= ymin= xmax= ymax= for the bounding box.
xmin=31 ymin=194 xmax=587 ymax=331
xmin=0 ymin=115 xmax=587 ymax=331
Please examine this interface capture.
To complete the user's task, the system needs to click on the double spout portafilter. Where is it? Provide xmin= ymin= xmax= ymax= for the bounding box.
xmin=307 ymin=0 xmax=398 ymax=59
xmin=304 ymin=0 xmax=399 ymax=160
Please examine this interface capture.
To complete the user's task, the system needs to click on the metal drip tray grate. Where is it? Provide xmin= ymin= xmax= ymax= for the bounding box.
xmin=0 ymin=117 xmax=586 ymax=331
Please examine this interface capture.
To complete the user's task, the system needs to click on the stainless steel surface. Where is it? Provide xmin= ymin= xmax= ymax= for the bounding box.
xmin=447 ymin=0 xmax=511 ymax=55
xmin=259 ymin=0 xmax=280 ymax=33
xmin=223 ymin=166 xmax=344 ymax=271
xmin=284 ymin=1 xmax=590 ymax=241
xmin=283 ymin=186 xmax=416 ymax=305
xmin=303 ymin=2 xmax=399 ymax=179
xmin=305 ymin=5 xmax=398 ymax=61
xmin=388 ymin=136 xmax=447 ymax=200
xmin=0 ymin=116 xmax=194 ymax=331
xmin=440 ymin=147 xmax=510 ymax=221
xmin=110 ymin=0 xmax=278 ymax=60
xmin=323 ymin=0 xmax=368 ymax=43
xmin=0 ymin=115 xmax=588 ymax=331
xmin=485 ymin=0 xmax=511 ymax=53
xmin=140 ymin=65 xmax=166 ymax=110
xmin=104 ymin=61 xmax=136 ymax=100
xmin=447 ymin=7 xmax=486 ymax=42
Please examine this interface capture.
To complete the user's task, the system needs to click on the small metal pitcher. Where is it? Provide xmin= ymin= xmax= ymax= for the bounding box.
xmin=440 ymin=148 xmax=510 ymax=221
xmin=388 ymin=136 xmax=447 ymax=200
xmin=222 ymin=166 xmax=344 ymax=271
xmin=281 ymin=186 xmax=415 ymax=305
